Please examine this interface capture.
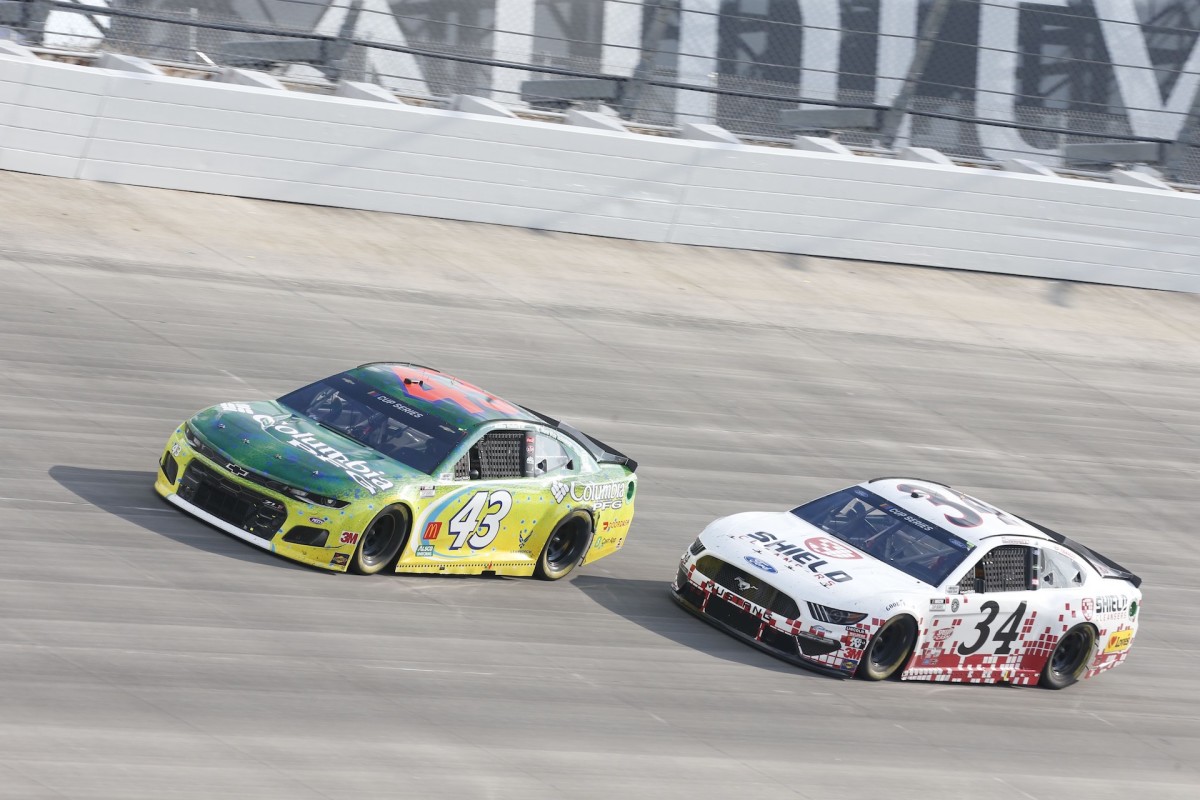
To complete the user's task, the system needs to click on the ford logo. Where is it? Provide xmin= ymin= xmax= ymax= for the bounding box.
xmin=744 ymin=556 xmax=777 ymax=573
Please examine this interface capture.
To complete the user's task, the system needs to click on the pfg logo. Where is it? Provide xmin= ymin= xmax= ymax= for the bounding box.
xmin=744 ymin=556 xmax=777 ymax=573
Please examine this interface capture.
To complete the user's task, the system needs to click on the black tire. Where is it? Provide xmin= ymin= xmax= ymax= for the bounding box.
xmin=1040 ymin=624 xmax=1096 ymax=690
xmin=858 ymin=616 xmax=917 ymax=681
xmin=534 ymin=511 xmax=591 ymax=581
xmin=351 ymin=506 xmax=409 ymax=575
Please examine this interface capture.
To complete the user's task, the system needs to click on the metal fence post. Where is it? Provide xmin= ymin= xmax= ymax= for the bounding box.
xmin=878 ymin=0 xmax=954 ymax=148
xmin=1163 ymin=78 xmax=1200 ymax=182
xmin=619 ymin=0 xmax=679 ymax=121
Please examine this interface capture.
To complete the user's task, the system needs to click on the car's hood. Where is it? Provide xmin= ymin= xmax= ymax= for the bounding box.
xmin=189 ymin=401 xmax=424 ymax=498
xmin=698 ymin=511 xmax=930 ymax=606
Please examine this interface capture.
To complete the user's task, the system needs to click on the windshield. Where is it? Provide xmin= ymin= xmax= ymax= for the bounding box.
xmin=791 ymin=487 xmax=974 ymax=586
xmin=278 ymin=373 xmax=468 ymax=475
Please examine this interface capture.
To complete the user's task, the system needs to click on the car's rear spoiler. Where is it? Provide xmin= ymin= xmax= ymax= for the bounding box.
xmin=521 ymin=406 xmax=638 ymax=473
xmin=1019 ymin=516 xmax=1142 ymax=589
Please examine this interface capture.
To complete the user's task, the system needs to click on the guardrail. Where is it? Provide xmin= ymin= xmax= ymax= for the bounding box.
xmin=1 ymin=45 xmax=1197 ymax=293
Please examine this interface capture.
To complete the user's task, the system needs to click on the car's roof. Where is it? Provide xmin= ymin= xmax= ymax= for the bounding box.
xmin=861 ymin=477 xmax=1052 ymax=546
xmin=351 ymin=362 xmax=539 ymax=430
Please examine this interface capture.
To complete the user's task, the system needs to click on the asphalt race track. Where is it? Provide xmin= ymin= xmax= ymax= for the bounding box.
xmin=1 ymin=171 xmax=1198 ymax=800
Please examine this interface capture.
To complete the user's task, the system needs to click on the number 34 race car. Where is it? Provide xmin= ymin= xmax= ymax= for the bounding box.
xmin=673 ymin=478 xmax=1141 ymax=688
xmin=155 ymin=363 xmax=637 ymax=579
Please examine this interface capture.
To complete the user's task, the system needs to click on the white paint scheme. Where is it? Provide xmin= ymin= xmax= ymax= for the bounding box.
xmin=1 ymin=53 xmax=1198 ymax=293
xmin=166 ymin=493 xmax=274 ymax=552
xmin=675 ymin=479 xmax=1142 ymax=686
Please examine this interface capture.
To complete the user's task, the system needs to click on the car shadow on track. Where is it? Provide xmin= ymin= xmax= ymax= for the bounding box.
xmin=48 ymin=466 xmax=306 ymax=570
xmin=570 ymin=574 xmax=831 ymax=679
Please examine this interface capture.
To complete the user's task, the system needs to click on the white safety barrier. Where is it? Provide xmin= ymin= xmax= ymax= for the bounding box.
xmin=2 ymin=52 xmax=1198 ymax=293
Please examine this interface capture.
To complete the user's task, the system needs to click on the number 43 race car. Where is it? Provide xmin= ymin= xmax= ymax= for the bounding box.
xmin=156 ymin=363 xmax=637 ymax=579
xmin=673 ymin=478 xmax=1141 ymax=688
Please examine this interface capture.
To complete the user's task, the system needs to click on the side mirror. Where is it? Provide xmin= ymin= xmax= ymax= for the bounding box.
xmin=536 ymin=459 xmax=548 ymax=474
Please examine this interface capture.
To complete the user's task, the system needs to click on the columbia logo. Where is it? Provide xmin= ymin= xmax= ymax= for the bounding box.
xmin=550 ymin=481 xmax=568 ymax=503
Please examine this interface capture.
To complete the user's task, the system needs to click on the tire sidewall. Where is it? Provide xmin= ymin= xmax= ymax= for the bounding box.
xmin=1040 ymin=623 xmax=1096 ymax=689
xmin=858 ymin=615 xmax=917 ymax=681
xmin=535 ymin=510 xmax=592 ymax=581
xmin=351 ymin=505 xmax=410 ymax=575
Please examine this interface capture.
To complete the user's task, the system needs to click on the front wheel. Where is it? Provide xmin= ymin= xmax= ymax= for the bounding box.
xmin=858 ymin=616 xmax=917 ymax=681
xmin=1040 ymin=624 xmax=1096 ymax=690
xmin=534 ymin=512 xmax=591 ymax=581
xmin=351 ymin=507 xmax=409 ymax=575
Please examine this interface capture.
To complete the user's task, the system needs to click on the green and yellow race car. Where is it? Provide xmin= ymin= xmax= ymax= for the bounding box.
xmin=155 ymin=363 xmax=637 ymax=579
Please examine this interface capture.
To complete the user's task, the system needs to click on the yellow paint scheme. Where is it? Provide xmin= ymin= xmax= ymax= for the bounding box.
xmin=155 ymin=425 xmax=636 ymax=576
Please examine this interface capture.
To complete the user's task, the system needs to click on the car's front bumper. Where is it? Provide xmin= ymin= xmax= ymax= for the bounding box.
xmin=154 ymin=425 xmax=362 ymax=572
xmin=671 ymin=557 xmax=862 ymax=679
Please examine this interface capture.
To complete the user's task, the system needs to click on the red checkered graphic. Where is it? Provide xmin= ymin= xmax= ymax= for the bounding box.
xmin=804 ymin=537 xmax=862 ymax=560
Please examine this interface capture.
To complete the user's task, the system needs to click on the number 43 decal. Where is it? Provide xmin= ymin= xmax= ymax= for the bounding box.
xmin=448 ymin=490 xmax=513 ymax=550
xmin=957 ymin=601 xmax=1027 ymax=656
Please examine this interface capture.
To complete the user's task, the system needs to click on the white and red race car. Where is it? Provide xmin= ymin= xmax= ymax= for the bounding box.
xmin=672 ymin=478 xmax=1142 ymax=688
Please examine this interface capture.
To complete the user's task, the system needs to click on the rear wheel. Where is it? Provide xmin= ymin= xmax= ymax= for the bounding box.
xmin=351 ymin=507 xmax=409 ymax=575
xmin=1040 ymin=624 xmax=1096 ymax=690
xmin=858 ymin=616 xmax=917 ymax=681
xmin=534 ymin=512 xmax=591 ymax=581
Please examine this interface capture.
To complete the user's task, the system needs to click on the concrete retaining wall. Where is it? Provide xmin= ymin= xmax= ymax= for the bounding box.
xmin=2 ymin=51 xmax=1197 ymax=292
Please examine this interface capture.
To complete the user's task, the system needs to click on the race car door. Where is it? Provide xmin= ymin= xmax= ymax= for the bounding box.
xmin=411 ymin=427 xmax=555 ymax=570
xmin=939 ymin=543 xmax=1041 ymax=676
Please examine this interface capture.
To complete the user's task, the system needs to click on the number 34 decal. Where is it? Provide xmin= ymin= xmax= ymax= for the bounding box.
xmin=957 ymin=601 xmax=1027 ymax=655
xmin=448 ymin=490 xmax=513 ymax=550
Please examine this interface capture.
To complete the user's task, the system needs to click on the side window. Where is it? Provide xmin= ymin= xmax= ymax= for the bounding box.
xmin=471 ymin=430 xmax=526 ymax=480
xmin=1039 ymin=548 xmax=1085 ymax=589
xmin=533 ymin=433 xmax=577 ymax=477
xmin=961 ymin=545 xmax=1036 ymax=593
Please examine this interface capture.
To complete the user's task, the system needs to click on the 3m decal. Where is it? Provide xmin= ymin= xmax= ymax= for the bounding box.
xmin=1105 ymin=630 xmax=1133 ymax=653
xmin=804 ymin=536 xmax=862 ymax=560
xmin=448 ymin=490 xmax=513 ymax=550
xmin=340 ymin=531 xmax=359 ymax=545
xmin=957 ymin=601 xmax=1027 ymax=656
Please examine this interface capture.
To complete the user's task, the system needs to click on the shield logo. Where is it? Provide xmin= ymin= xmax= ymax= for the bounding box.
xmin=1081 ymin=598 xmax=1094 ymax=620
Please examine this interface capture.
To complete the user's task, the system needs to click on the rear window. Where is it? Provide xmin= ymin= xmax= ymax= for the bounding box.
xmin=791 ymin=487 xmax=974 ymax=586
